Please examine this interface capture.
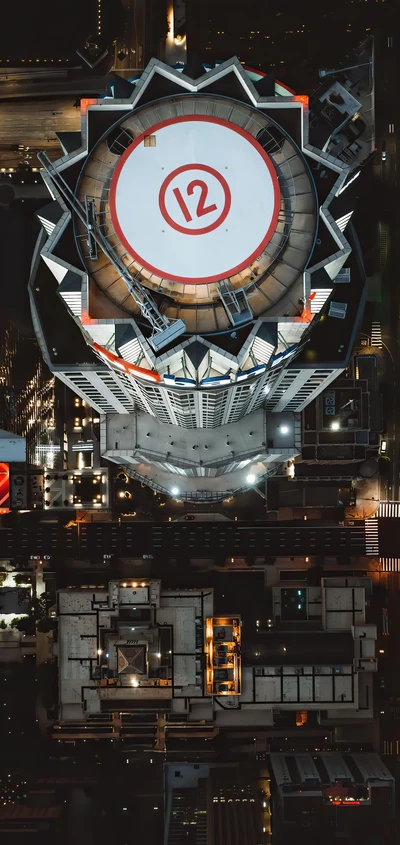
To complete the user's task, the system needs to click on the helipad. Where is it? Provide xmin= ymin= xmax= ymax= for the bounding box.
xmin=110 ymin=115 xmax=280 ymax=284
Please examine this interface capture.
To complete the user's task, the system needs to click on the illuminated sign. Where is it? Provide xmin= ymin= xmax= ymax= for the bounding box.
xmin=0 ymin=462 xmax=10 ymax=514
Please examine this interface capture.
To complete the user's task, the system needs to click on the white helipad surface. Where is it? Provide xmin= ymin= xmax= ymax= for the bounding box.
xmin=110 ymin=115 xmax=280 ymax=284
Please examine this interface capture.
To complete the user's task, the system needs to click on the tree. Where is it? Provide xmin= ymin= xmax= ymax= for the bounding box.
xmin=37 ymin=617 xmax=57 ymax=634
xmin=11 ymin=616 xmax=36 ymax=634
xmin=0 ymin=619 xmax=7 ymax=629
xmin=14 ymin=574 xmax=31 ymax=587
xmin=32 ymin=595 xmax=48 ymax=622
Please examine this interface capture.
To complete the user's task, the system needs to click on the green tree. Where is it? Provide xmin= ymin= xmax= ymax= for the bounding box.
xmin=11 ymin=616 xmax=36 ymax=634
xmin=32 ymin=595 xmax=48 ymax=622
xmin=14 ymin=573 xmax=31 ymax=587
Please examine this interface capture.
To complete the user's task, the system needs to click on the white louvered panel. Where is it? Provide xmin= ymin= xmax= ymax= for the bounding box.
xmin=310 ymin=289 xmax=332 ymax=314
xmin=335 ymin=211 xmax=353 ymax=232
xmin=37 ymin=215 xmax=56 ymax=236
xmin=251 ymin=337 xmax=275 ymax=365
xmin=59 ymin=291 xmax=82 ymax=317
xmin=119 ymin=337 xmax=142 ymax=364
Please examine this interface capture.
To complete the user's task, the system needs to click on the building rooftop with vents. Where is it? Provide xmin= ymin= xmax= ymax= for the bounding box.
xmin=55 ymin=575 xmax=378 ymax=744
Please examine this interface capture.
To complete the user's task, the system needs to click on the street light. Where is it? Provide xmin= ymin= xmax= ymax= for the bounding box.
xmin=331 ymin=421 xmax=340 ymax=431
xmin=246 ymin=473 xmax=256 ymax=484
xmin=171 ymin=487 xmax=179 ymax=496
xmin=280 ymin=425 xmax=289 ymax=434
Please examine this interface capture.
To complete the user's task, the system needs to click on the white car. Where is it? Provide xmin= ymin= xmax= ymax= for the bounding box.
xmin=380 ymin=438 xmax=387 ymax=454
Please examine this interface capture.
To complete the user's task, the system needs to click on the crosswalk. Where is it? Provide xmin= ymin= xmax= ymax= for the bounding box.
xmin=379 ymin=501 xmax=400 ymax=518
xmin=364 ymin=518 xmax=379 ymax=556
xmin=380 ymin=558 xmax=400 ymax=572
xmin=378 ymin=502 xmax=400 ymax=570
xmin=379 ymin=223 xmax=389 ymax=271
xmin=371 ymin=321 xmax=382 ymax=348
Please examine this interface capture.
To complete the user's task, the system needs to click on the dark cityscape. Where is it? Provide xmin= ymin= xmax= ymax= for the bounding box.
xmin=0 ymin=1 xmax=399 ymax=843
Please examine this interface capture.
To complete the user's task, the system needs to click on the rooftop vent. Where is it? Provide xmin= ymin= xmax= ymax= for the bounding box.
xmin=329 ymin=301 xmax=347 ymax=319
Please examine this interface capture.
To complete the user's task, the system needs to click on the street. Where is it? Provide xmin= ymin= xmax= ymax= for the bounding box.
xmin=356 ymin=31 xmax=400 ymax=504
xmin=113 ymin=0 xmax=147 ymax=73
xmin=0 ymin=96 xmax=82 ymax=168
xmin=375 ymin=31 xmax=400 ymax=500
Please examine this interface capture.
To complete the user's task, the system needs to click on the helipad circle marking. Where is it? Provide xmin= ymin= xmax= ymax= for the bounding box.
xmin=109 ymin=115 xmax=280 ymax=285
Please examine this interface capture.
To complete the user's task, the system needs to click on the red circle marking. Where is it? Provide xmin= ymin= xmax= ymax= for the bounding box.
xmin=109 ymin=115 xmax=281 ymax=285
xmin=159 ymin=164 xmax=231 ymax=235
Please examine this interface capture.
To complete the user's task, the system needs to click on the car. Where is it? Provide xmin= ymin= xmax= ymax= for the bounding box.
xmin=381 ymin=141 xmax=387 ymax=161
xmin=380 ymin=438 xmax=387 ymax=455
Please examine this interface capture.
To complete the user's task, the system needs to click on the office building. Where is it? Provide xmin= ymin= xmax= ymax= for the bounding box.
xmin=0 ymin=317 xmax=60 ymax=470
xmin=164 ymin=761 xmax=268 ymax=845
xmin=30 ymin=48 xmax=374 ymax=501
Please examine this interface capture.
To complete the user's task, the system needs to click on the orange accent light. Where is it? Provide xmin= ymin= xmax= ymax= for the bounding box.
xmin=81 ymin=98 xmax=98 ymax=113
xmin=92 ymin=342 xmax=161 ymax=383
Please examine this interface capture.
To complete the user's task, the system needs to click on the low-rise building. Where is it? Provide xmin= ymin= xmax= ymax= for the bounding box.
xmin=270 ymin=751 xmax=395 ymax=839
xmin=55 ymin=575 xmax=377 ymax=746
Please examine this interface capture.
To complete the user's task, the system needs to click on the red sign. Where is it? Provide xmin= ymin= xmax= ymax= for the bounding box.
xmin=0 ymin=462 xmax=10 ymax=514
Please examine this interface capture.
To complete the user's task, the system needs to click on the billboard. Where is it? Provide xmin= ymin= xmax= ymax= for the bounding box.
xmin=0 ymin=462 xmax=10 ymax=514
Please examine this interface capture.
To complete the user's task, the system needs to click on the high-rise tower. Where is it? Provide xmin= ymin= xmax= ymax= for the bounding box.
xmin=31 ymin=55 xmax=373 ymax=500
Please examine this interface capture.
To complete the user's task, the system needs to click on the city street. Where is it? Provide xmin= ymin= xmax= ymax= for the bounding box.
xmin=0 ymin=96 xmax=82 ymax=168
xmin=113 ymin=0 xmax=147 ymax=73
xmin=374 ymin=31 xmax=400 ymax=500
xmin=373 ymin=571 xmax=400 ymax=758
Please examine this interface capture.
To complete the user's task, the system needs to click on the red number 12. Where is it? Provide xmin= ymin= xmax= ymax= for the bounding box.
xmin=173 ymin=179 xmax=217 ymax=223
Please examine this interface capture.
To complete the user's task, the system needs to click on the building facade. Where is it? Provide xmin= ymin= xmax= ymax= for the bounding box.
xmin=31 ymin=51 xmax=373 ymax=499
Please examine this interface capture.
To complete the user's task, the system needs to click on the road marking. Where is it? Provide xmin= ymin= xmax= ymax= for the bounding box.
xmin=371 ymin=321 xmax=382 ymax=348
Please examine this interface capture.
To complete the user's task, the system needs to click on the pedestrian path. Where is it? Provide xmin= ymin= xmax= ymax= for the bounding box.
xmin=371 ymin=321 xmax=382 ymax=348
xmin=377 ymin=502 xmax=400 ymax=570
xmin=380 ymin=558 xmax=400 ymax=572
xmin=365 ymin=517 xmax=379 ymax=555
xmin=379 ymin=501 xmax=400 ymax=518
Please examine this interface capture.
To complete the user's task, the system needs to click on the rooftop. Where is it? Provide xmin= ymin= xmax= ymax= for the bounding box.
xmin=55 ymin=576 xmax=376 ymax=739
xmin=294 ymin=222 xmax=367 ymax=368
